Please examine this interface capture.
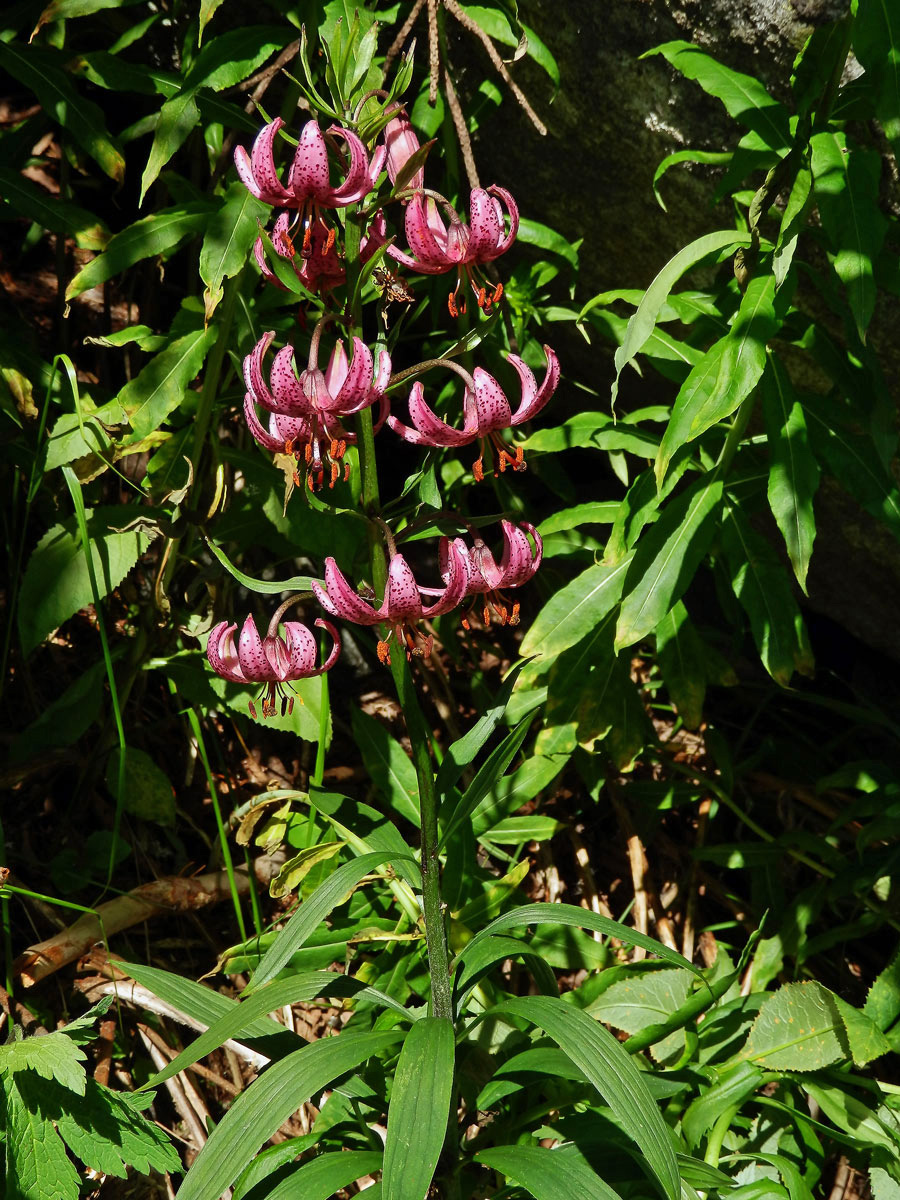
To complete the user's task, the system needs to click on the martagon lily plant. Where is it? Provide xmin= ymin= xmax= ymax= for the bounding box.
xmin=192 ymin=25 xmax=567 ymax=1198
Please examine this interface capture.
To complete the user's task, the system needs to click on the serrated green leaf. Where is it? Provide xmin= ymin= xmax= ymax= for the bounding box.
xmin=739 ymin=981 xmax=848 ymax=1070
xmin=43 ymin=408 xmax=112 ymax=473
xmin=864 ymin=945 xmax=900 ymax=1030
xmin=0 ymin=168 xmax=108 ymax=250
xmin=66 ymin=203 xmax=212 ymax=301
xmin=520 ymin=555 xmax=632 ymax=662
xmin=591 ymin=967 xmax=694 ymax=1065
xmin=54 ymin=1078 xmax=181 ymax=1178
xmin=490 ymin=995 xmax=680 ymax=1200
xmin=199 ymin=183 xmax=268 ymax=319
xmin=655 ymin=274 xmax=777 ymax=484
xmin=175 ymin=1031 xmax=402 ymax=1200
xmin=383 ymin=1018 xmax=455 ymax=1200
xmin=833 ymin=996 xmax=893 ymax=1066
xmin=352 ymin=706 xmax=419 ymax=824
xmin=615 ymin=475 xmax=723 ymax=650
xmin=476 ymin=1145 xmax=622 ymax=1200
xmin=0 ymin=41 xmax=124 ymax=182
xmin=3 ymin=1078 xmax=80 ymax=1200
xmin=17 ymin=508 xmax=150 ymax=657
xmin=761 ymin=355 xmax=819 ymax=592
xmin=0 ymin=1033 xmax=86 ymax=1095
xmin=119 ymin=327 xmax=216 ymax=438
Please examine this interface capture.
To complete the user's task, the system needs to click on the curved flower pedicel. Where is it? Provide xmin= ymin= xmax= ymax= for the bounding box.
xmin=207 ymin=601 xmax=340 ymax=719
xmin=312 ymin=540 xmax=468 ymax=664
xmin=388 ymin=347 xmax=560 ymax=481
xmin=388 ymin=186 xmax=518 ymax=316
xmin=440 ymin=521 xmax=543 ymax=628
xmin=244 ymin=321 xmax=391 ymax=490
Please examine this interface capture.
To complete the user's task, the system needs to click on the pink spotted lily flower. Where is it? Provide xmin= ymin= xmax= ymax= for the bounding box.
xmin=387 ymin=347 xmax=560 ymax=481
xmin=312 ymin=540 xmax=468 ymax=664
xmin=207 ymin=601 xmax=340 ymax=719
xmin=388 ymin=186 xmax=518 ymax=316
xmin=236 ymin=117 xmax=384 ymax=274
xmin=439 ymin=521 xmax=543 ymax=628
xmin=244 ymin=320 xmax=391 ymax=490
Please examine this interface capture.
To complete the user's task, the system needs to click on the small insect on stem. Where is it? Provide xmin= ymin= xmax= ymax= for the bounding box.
xmin=373 ymin=265 xmax=416 ymax=305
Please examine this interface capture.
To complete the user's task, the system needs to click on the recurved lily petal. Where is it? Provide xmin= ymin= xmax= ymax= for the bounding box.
xmin=387 ymin=381 xmax=476 ymax=448
xmin=472 ymin=367 xmax=514 ymax=430
xmin=206 ymin=621 xmax=243 ymax=682
xmin=243 ymin=392 xmax=312 ymax=453
xmin=509 ymin=345 xmax=561 ymax=426
xmin=313 ymin=559 xmax=381 ymax=625
xmin=380 ymin=555 xmax=426 ymax=620
xmin=283 ymin=617 xmax=341 ymax=676
xmin=441 ymin=522 xmax=543 ymax=626
xmin=235 ymin=119 xmax=293 ymax=205
xmin=482 ymin=185 xmax=518 ymax=259
xmin=421 ymin=539 xmax=467 ymax=617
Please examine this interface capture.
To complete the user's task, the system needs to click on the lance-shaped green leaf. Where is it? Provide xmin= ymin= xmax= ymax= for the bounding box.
xmin=682 ymin=1061 xmax=766 ymax=1148
xmin=761 ymin=355 xmax=819 ymax=592
xmin=139 ymin=90 xmax=200 ymax=204
xmin=616 ymin=474 xmax=723 ymax=650
xmin=656 ymin=273 xmax=777 ymax=485
xmin=199 ymin=183 xmax=268 ymax=319
xmin=183 ymin=26 xmax=286 ymax=91
xmin=476 ymin=1145 xmax=623 ymax=1200
xmin=119 ymin=327 xmax=216 ymax=439
xmin=611 ymin=229 xmax=753 ymax=405
xmin=520 ymin=554 xmax=632 ymax=662
xmin=803 ymin=395 xmax=900 ymax=542
xmin=248 ymin=851 xmax=406 ymax=990
xmin=655 ymin=600 xmax=706 ymax=729
xmin=265 ymin=1152 xmax=384 ymax=1200
xmin=435 ymin=661 xmax=527 ymax=799
xmin=720 ymin=501 xmax=814 ymax=685
xmin=204 ymin=535 xmax=320 ymax=594
xmin=854 ymin=0 xmax=900 ymax=161
xmin=489 ymin=995 xmax=680 ymax=1200
xmin=0 ymin=169 xmax=108 ymax=251
xmin=176 ymin=1032 xmax=402 ymax=1200
xmin=66 ymin=203 xmax=213 ymax=301
xmin=440 ymin=715 xmax=536 ymax=848
xmin=644 ymin=41 xmax=791 ymax=149
xmin=0 ymin=41 xmax=124 ymax=182
xmin=811 ymin=132 xmax=886 ymax=343
xmin=352 ymin=706 xmax=419 ymax=824
xmin=383 ymin=1018 xmax=455 ymax=1200
xmin=772 ymin=163 xmax=813 ymax=289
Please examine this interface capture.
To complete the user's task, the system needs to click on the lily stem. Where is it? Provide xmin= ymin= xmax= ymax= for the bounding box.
xmin=346 ymin=210 xmax=454 ymax=1022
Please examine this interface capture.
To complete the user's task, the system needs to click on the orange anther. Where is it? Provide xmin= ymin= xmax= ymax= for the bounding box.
xmin=248 ymin=699 xmax=258 ymax=719
xmin=483 ymin=605 xmax=491 ymax=625
xmin=301 ymin=224 xmax=313 ymax=257
xmin=304 ymin=442 xmax=313 ymax=464
xmin=448 ymin=293 xmax=459 ymax=319
xmin=493 ymin=282 xmax=504 ymax=304
xmin=510 ymin=602 xmax=521 ymax=626
xmin=377 ymin=639 xmax=392 ymax=665
xmin=473 ymin=456 xmax=485 ymax=483
xmin=292 ymin=469 xmax=301 ymax=488
xmin=329 ymin=461 xmax=340 ymax=488
xmin=477 ymin=286 xmax=487 ymax=309
xmin=324 ymin=227 xmax=336 ymax=254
